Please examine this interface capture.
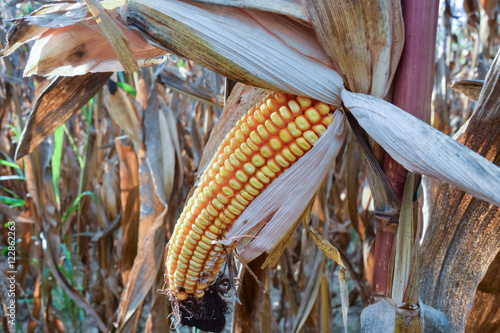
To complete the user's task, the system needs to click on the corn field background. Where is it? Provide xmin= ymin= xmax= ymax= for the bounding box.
xmin=0 ymin=0 xmax=499 ymax=332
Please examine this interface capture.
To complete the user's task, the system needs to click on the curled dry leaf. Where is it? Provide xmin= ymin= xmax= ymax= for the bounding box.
xmin=221 ymin=109 xmax=347 ymax=263
xmin=15 ymin=72 xmax=112 ymax=160
xmin=342 ymin=89 xmax=500 ymax=207
xmin=103 ymin=79 xmax=141 ymax=143
xmin=126 ymin=0 xmax=343 ymax=105
xmin=2 ymin=0 xmax=166 ymax=76
xmin=451 ymin=79 xmax=484 ymax=101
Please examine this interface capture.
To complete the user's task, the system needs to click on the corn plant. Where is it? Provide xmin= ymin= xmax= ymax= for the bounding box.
xmin=1 ymin=0 xmax=499 ymax=332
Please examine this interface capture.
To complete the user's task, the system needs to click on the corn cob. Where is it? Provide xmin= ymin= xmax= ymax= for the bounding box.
xmin=166 ymin=92 xmax=336 ymax=301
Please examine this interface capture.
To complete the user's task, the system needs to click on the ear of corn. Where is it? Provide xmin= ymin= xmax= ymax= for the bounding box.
xmin=166 ymin=92 xmax=336 ymax=301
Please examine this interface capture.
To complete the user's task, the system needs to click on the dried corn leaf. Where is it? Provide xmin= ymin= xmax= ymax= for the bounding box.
xmin=116 ymin=138 xmax=140 ymax=285
xmin=342 ymin=89 xmax=500 ymax=207
xmin=6 ymin=1 xmax=166 ymax=76
xmin=15 ymin=72 xmax=111 ymax=160
xmin=127 ymin=0 xmax=343 ymax=105
xmin=103 ymin=80 xmax=141 ymax=143
xmin=392 ymin=172 xmax=415 ymax=304
xmin=221 ymin=110 xmax=347 ymax=263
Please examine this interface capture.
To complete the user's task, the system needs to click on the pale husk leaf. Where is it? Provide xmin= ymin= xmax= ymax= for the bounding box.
xmin=220 ymin=110 xmax=347 ymax=263
xmin=127 ymin=0 xmax=343 ymax=105
xmin=342 ymin=89 xmax=500 ymax=207
xmin=185 ymin=0 xmax=309 ymax=24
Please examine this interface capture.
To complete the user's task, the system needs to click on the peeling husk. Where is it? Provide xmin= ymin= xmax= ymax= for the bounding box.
xmin=342 ymin=89 xmax=500 ymax=207
xmin=301 ymin=0 xmax=404 ymax=97
xmin=126 ymin=0 xmax=343 ymax=105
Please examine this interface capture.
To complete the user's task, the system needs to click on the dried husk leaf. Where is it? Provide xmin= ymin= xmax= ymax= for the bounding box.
xmin=15 ymin=72 xmax=112 ymax=160
xmin=10 ymin=1 xmax=166 ymax=76
xmin=220 ymin=110 xmax=347 ymax=263
xmin=84 ymin=0 xmax=138 ymax=73
xmin=1 ymin=2 xmax=89 ymax=57
xmin=126 ymin=0 xmax=343 ymax=105
xmin=302 ymin=0 xmax=404 ymax=97
xmin=186 ymin=0 xmax=309 ymax=24
xmin=342 ymin=89 xmax=500 ymax=207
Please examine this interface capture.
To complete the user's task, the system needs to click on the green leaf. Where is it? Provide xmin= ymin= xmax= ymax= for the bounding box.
xmin=117 ymin=81 xmax=137 ymax=97
xmin=52 ymin=125 xmax=64 ymax=206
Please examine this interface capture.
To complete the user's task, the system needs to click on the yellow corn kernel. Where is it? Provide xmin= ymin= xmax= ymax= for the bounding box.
xmin=282 ymin=147 xmax=296 ymax=162
xmin=252 ymin=154 xmax=265 ymax=167
xmin=288 ymin=100 xmax=301 ymax=115
xmin=240 ymin=122 xmax=250 ymax=135
xmin=295 ymin=116 xmax=311 ymax=131
xmin=240 ymin=143 xmax=253 ymax=156
xmin=250 ymin=130 xmax=262 ymax=145
xmin=271 ymin=112 xmax=285 ymax=127
xmin=267 ymin=159 xmax=281 ymax=173
xmin=269 ymin=138 xmax=282 ymax=151
xmin=257 ymin=124 xmax=269 ymax=140
xmin=260 ymin=145 xmax=273 ymax=158
xmin=255 ymin=171 xmax=270 ymax=184
xmin=254 ymin=110 xmax=265 ymax=123
xmin=297 ymin=96 xmax=312 ymax=109
xmin=315 ymin=102 xmax=331 ymax=115
xmin=279 ymin=106 xmax=293 ymax=121
xmin=229 ymin=178 xmax=242 ymax=190
xmin=287 ymin=122 xmax=302 ymax=137
xmin=260 ymin=104 xmax=271 ymax=117
xmin=322 ymin=114 xmax=334 ymax=126
xmin=249 ymin=177 xmax=264 ymax=189
xmin=296 ymin=137 xmax=312 ymax=150
xmin=303 ymin=130 xmax=319 ymax=144
xmin=312 ymin=124 xmax=327 ymax=136
xmin=305 ymin=108 xmax=321 ymax=124
xmin=264 ymin=119 xmax=278 ymax=134
xmin=244 ymin=184 xmax=259 ymax=196
xmin=235 ymin=170 xmax=249 ymax=183
xmin=279 ymin=128 xmax=293 ymax=143
xmin=247 ymin=116 xmax=258 ymax=129
xmin=267 ymin=97 xmax=279 ymax=111
xmin=246 ymin=138 xmax=259 ymax=151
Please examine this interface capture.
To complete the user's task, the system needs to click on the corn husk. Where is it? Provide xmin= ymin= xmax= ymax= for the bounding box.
xmin=185 ymin=0 xmax=309 ymax=24
xmin=301 ymin=0 xmax=404 ymax=97
xmin=342 ymin=89 xmax=500 ymax=207
xmin=127 ymin=0 xmax=343 ymax=105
